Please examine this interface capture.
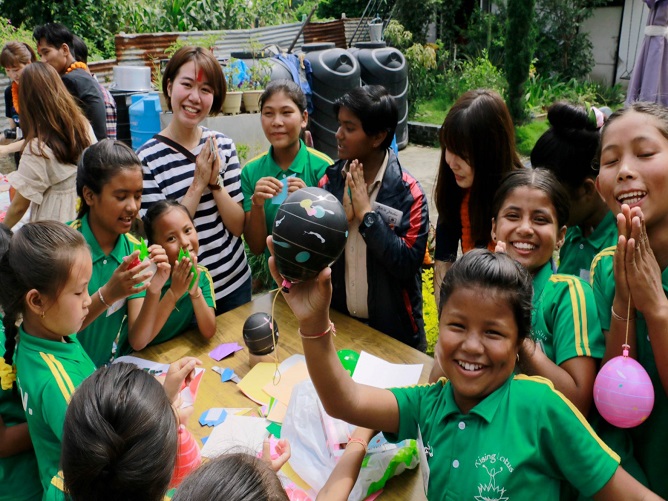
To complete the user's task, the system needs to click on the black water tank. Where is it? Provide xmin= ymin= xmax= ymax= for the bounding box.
xmin=350 ymin=42 xmax=408 ymax=149
xmin=110 ymin=90 xmax=149 ymax=148
xmin=303 ymin=43 xmax=360 ymax=160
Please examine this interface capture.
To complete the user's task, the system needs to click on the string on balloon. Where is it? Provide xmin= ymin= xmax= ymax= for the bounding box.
xmin=270 ymin=287 xmax=281 ymax=385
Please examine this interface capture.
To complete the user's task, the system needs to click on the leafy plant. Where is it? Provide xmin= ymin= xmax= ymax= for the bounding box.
xmin=505 ymin=0 xmax=536 ymax=124
xmin=533 ymin=0 xmax=608 ymax=81
xmin=224 ymin=57 xmax=241 ymax=91
xmin=384 ymin=20 xmax=413 ymax=52
xmin=421 ymin=267 xmax=439 ymax=356
xmin=240 ymin=37 xmax=272 ymax=91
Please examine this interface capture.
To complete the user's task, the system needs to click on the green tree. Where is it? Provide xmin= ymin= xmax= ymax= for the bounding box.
xmin=533 ymin=0 xmax=608 ymax=80
xmin=504 ymin=0 xmax=535 ymax=123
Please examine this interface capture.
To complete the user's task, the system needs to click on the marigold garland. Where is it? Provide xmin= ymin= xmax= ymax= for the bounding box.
xmin=65 ymin=61 xmax=88 ymax=74
xmin=11 ymin=81 xmax=19 ymax=115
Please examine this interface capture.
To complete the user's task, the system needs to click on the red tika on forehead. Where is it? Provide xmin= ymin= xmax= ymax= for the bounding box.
xmin=197 ymin=67 xmax=204 ymax=83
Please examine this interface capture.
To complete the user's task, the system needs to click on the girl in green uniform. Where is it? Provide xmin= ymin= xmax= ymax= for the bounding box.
xmin=488 ymin=169 xmax=605 ymax=417
xmin=241 ymin=79 xmax=332 ymax=266
xmin=129 ymin=199 xmax=216 ymax=351
xmin=0 ymin=221 xmax=97 ymax=494
xmin=266 ymin=241 xmax=660 ymax=499
xmin=69 ymin=139 xmax=170 ymax=366
xmin=0 ymin=224 xmax=41 ymax=501
xmin=592 ymin=102 xmax=668 ymax=497
xmin=531 ymin=102 xmax=616 ymax=281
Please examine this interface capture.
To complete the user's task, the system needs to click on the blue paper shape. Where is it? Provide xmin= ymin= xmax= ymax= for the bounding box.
xmin=271 ymin=173 xmax=297 ymax=205
xmin=199 ymin=408 xmax=228 ymax=427
xmin=201 ymin=436 xmax=208 ymax=445
xmin=220 ymin=368 xmax=235 ymax=382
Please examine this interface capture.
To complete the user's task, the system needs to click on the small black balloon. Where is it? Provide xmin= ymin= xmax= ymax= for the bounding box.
xmin=242 ymin=312 xmax=279 ymax=355
xmin=272 ymin=187 xmax=348 ymax=284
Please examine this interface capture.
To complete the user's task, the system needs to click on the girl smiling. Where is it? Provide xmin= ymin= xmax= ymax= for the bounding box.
xmin=266 ymin=243 xmax=659 ymax=500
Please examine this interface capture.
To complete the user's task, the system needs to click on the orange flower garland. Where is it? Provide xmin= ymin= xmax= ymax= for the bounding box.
xmin=11 ymin=81 xmax=19 ymax=114
xmin=65 ymin=61 xmax=88 ymax=74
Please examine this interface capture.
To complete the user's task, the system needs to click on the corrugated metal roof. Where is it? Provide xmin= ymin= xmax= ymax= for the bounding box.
xmin=304 ymin=20 xmax=347 ymax=49
xmin=114 ymin=23 xmax=304 ymax=68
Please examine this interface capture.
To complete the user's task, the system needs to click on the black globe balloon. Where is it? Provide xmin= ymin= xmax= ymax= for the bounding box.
xmin=272 ymin=187 xmax=349 ymax=284
xmin=242 ymin=312 xmax=279 ymax=356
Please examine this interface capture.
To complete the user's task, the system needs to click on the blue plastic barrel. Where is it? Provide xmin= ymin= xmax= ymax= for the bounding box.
xmin=129 ymin=93 xmax=162 ymax=150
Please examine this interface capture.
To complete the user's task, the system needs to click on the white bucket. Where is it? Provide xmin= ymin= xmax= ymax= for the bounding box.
xmin=368 ymin=21 xmax=383 ymax=42
xmin=111 ymin=66 xmax=152 ymax=92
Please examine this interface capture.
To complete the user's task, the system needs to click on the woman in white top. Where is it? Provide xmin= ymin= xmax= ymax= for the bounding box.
xmin=4 ymin=62 xmax=94 ymax=228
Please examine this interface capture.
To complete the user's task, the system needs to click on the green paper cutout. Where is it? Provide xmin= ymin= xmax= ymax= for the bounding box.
xmin=178 ymin=247 xmax=198 ymax=290
xmin=135 ymin=237 xmax=149 ymax=261
xmin=266 ymin=422 xmax=282 ymax=438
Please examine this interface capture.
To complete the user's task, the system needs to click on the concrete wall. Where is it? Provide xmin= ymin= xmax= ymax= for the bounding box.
xmin=584 ymin=0 xmax=650 ymax=88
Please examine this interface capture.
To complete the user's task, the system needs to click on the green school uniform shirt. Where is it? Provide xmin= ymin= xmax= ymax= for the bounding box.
xmin=591 ymin=247 xmax=668 ymax=497
xmin=68 ymin=214 xmax=145 ymax=367
xmin=117 ymin=265 xmax=215 ymax=355
xmin=532 ymin=261 xmax=605 ymax=365
xmin=0 ymin=320 xmax=41 ymax=501
xmin=14 ymin=326 xmax=96 ymax=495
xmin=241 ymin=140 xmax=332 ymax=261
xmin=558 ymin=211 xmax=617 ymax=282
xmin=386 ymin=375 xmax=619 ymax=500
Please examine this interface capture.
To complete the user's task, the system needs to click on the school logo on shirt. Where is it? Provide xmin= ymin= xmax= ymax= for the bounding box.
xmin=475 ymin=452 xmax=513 ymax=501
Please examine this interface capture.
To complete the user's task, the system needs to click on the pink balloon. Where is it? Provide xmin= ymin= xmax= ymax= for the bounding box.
xmin=594 ymin=354 xmax=654 ymax=428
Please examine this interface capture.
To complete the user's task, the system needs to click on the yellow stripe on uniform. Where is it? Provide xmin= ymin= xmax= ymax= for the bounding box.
xmin=67 ymin=219 xmax=82 ymax=230
xmin=245 ymin=151 xmax=270 ymax=166
xmin=306 ymin=147 xmax=334 ymax=164
xmin=198 ymin=265 xmax=216 ymax=309
xmin=39 ymin=352 xmax=76 ymax=403
xmin=551 ymin=276 xmax=586 ymax=356
xmin=50 ymin=471 xmax=66 ymax=492
xmin=589 ymin=246 xmax=616 ymax=286
xmin=514 ymin=374 xmax=621 ymax=461
xmin=127 ymin=233 xmax=141 ymax=246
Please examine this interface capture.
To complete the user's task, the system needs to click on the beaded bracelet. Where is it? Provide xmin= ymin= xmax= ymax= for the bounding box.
xmin=346 ymin=437 xmax=368 ymax=451
xmin=611 ymin=306 xmax=636 ymax=322
xmin=98 ymin=288 xmax=110 ymax=308
xmin=298 ymin=321 xmax=335 ymax=339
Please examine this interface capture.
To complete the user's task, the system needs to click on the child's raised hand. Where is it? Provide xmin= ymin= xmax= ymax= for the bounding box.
xmin=171 ymin=251 xmax=198 ymax=298
xmin=163 ymin=357 xmax=202 ymax=404
xmin=347 ymin=160 xmax=372 ymax=223
xmin=287 ymin=176 xmax=306 ymax=194
xmin=494 ymin=240 xmax=507 ymax=253
xmin=147 ymin=244 xmax=171 ymax=293
xmin=343 ymin=176 xmax=354 ymax=222
xmin=102 ymin=251 xmax=153 ymax=303
xmin=262 ymin=437 xmax=291 ymax=472
xmin=252 ymin=176 xmax=283 ymax=206
xmin=267 ymin=236 xmax=332 ymax=331
xmin=613 ymin=209 xmax=634 ymax=309
xmin=624 ymin=209 xmax=664 ymax=314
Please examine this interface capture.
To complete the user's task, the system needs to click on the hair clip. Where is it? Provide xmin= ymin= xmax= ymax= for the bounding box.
xmin=588 ymin=106 xmax=606 ymax=130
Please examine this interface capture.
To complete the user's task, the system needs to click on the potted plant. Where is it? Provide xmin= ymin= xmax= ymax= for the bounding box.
xmin=239 ymin=37 xmax=272 ymax=113
xmin=241 ymin=58 xmax=271 ymax=113
xmin=222 ymin=57 xmax=243 ymax=115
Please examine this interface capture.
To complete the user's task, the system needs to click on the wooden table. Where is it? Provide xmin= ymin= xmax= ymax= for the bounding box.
xmin=139 ymin=291 xmax=431 ymax=500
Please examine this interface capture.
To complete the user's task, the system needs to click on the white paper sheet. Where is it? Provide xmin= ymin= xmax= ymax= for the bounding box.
xmin=351 ymin=351 xmax=423 ymax=388
xmin=200 ymin=415 xmax=269 ymax=458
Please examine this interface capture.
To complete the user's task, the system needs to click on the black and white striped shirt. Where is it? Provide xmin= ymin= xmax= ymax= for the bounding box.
xmin=138 ymin=127 xmax=250 ymax=302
